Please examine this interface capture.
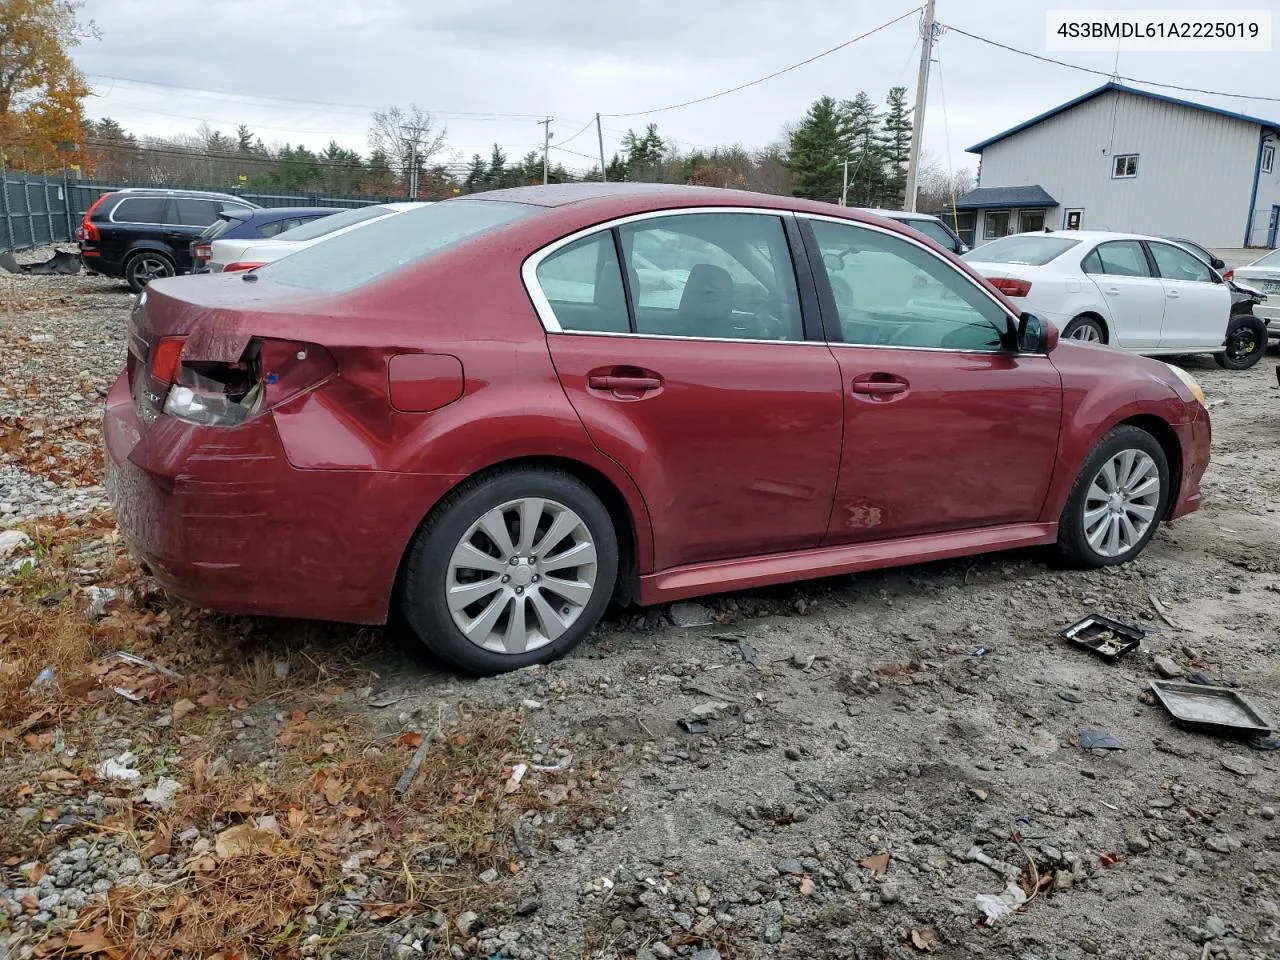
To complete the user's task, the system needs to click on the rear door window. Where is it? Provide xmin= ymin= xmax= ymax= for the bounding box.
xmin=534 ymin=232 xmax=629 ymax=333
xmin=1093 ymin=241 xmax=1152 ymax=277
xmin=111 ymin=197 xmax=168 ymax=224
xmin=175 ymin=199 xmax=221 ymax=227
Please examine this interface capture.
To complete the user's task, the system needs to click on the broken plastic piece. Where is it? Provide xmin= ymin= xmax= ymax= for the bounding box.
xmin=1078 ymin=729 xmax=1124 ymax=750
xmin=975 ymin=882 xmax=1028 ymax=925
xmin=1061 ymin=614 xmax=1145 ymax=661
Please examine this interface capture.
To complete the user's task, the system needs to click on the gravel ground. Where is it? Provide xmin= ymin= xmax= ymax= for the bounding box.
xmin=1 ymin=253 xmax=1278 ymax=960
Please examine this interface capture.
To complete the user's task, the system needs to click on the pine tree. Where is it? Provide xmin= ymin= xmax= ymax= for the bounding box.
xmin=464 ymin=153 xmax=487 ymax=193
xmin=786 ymin=96 xmax=846 ymax=201
xmin=487 ymin=144 xmax=507 ymax=188
xmin=882 ymin=86 xmax=912 ymax=208
xmin=840 ymin=92 xmax=890 ymax=207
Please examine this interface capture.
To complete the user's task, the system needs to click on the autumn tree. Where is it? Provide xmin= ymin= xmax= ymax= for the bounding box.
xmin=0 ymin=0 xmax=95 ymax=170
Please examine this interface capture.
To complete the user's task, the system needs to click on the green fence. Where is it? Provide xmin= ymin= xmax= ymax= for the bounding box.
xmin=0 ymin=170 xmax=404 ymax=252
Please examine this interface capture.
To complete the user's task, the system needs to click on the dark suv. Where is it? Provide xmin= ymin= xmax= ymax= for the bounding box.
xmin=77 ymin=188 xmax=259 ymax=292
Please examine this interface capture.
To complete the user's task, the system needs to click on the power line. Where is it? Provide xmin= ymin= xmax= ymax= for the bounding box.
xmin=85 ymin=73 xmax=553 ymax=118
xmin=941 ymin=23 xmax=1280 ymax=104
xmin=554 ymin=117 xmax=597 ymax=149
xmin=602 ymin=6 xmax=922 ymax=117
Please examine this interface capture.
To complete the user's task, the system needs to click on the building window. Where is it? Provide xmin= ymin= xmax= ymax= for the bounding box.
xmin=983 ymin=211 xmax=1010 ymax=240
xmin=1263 ymin=144 xmax=1275 ymax=175
xmin=1112 ymin=154 xmax=1139 ymax=178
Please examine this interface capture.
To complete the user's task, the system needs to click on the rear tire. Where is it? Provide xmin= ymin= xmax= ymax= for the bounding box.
xmin=1062 ymin=315 xmax=1107 ymax=343
xmin=124 ymin=251 xmax=174 ymax=293
xmin=1213 ymin=313 xmax=1267 ymax=370
xmin=399 ymin=467 xmax=618 ymax=675
xmin=1057 ymin=426 xmax=1170 ymax=568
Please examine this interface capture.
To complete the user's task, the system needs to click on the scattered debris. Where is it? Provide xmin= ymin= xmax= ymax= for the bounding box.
xmin=969 ymin=787 xmax=988 ymax=802
xmin=94 ymin=751 xmax=141 ymax=782
xmin=142 ymin=777 xmax=183 ymax=809
xmin=0 ymin=530 xmax=33 ymax=555
xmin=0 ymin=249 xmax=81 ymax=275
xmin=1061 ymin=614 xmax=1144 ymax=660
xmin=974 ymin=882 xmax=1028 ymax=925
xmin=28 ymin=666 xmax=55 ymax=690
xmin=910 ymin=927 xmax=940 ymax=951
xmin=860 ymin=852 xmax=891 ymax=875
xmin=1149 ymin=595 xmax=1184 ymax=630
xmin=966 ymin=845 xmax=1017 ymax=878
xmin=1078 ymin=729 xmax=1125 ymax=750
xmin=393 ymin=731 xmax=435 ymax=797
xmin=669 ymin=601 xmax=713 ymax=627
xmin=104 ymin=650 xmax=184 ymax=679
xmin=84 ymin=585 xmax=118 ymax=619
xmin=678 ymin=718 xmax=709 ymax=734
xmin=1153 ymin=654 xmax=1185 ymax=679
xmin=1149 ymin=681 xmax=1272 ymax=738
xmin=1220 ymin=755 xmax=1257 ymax=777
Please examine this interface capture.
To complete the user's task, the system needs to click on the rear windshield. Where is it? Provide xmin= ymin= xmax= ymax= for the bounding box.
xmin=257 ymin=200 xmax=535 ymax=293
xmin=273 ymin=204 xmax=393 ymax=241
xmin=199 ymin=215 xmax=240 ymax=242
xmin=901 ymin=219 xmax=957 ymax=249
xmin=963 ymin=235 xmax=1080 ymax=266
xmin=1251 ymin=248 xmax=1280 ymax=268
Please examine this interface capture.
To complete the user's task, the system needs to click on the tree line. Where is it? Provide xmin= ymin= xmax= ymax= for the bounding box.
xmin=2 ymin=0 xmax=972 ymax=212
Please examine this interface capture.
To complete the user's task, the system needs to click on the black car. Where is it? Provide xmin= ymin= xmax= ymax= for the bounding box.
xmin=76 ymin=188 xmax=260 ymax=292
xmin=189 ymin=206 xmax=343 ymax=273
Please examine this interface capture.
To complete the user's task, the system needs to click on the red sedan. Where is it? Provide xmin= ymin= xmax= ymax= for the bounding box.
xmin=104 ymin=184 xmax=1211 ymax=674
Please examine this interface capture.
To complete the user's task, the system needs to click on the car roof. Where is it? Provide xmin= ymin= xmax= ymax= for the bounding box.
xmin=463 ymin=183 xmax=944 ymax=231
xmin=110 ymin=187 xmax=249 ymax=202
xmin=990 ymin=229 xmax=1173 ymax=244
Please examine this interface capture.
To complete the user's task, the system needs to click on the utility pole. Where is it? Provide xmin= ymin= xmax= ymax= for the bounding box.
xmin=903 ymin=0 xmax=936 ymax=212
xmin=538 ymin=117 xmax=554 ymax=185
xmin=407 ymin=139 xmax=417 ymax=199
xmin=596 ymin=113 xmax=607 ymax=182
xmin=841 ymin=158 xmax=850 ymax=206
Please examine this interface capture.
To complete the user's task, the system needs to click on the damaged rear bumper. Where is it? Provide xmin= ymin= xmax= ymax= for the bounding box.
xmin=103 ymin=371 xmax=455 ymax=624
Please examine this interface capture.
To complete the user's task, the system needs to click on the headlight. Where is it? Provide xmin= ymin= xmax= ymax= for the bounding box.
xmin=1164 ymin=363 xmax=1205 ymax=405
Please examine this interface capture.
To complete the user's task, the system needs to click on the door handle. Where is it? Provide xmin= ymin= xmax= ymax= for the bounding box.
xmin=851 ymin=379 xmax=908 ymax=396
xmin=1167 ymin=291 xmax=1181 ymax=299
xmin=588 ymin=374 xmax=662 ymax=391
xmin=1105 ymin=287 xmax=1120 ymax=295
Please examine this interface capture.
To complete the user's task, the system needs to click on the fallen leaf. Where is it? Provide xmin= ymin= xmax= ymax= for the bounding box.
xmin=860 ymin=852 xmax=891 ymax=875
xmin=910 ymin=927 xmax=939 ymax=952
xmin=322 ymin=775 xmax=346 ymax=806
xmin=141 ymin=823 xmax=172 ymax=861
xmin=196 ymin=691 xmax=220 ymax=709
xmin=171 ymin=698 xmax=197 ymax=722
xmin=214 ymin=823 xmax=281 ymax=860
xmin=969 ymin=787 xmax=988 ymax=802
xmin=30 ymin=863 xmax=47 ymax=884
xmin=397 ymin=731 xmax=424 ymax=748
xmin=1099 ymin=852 xmax=1120 ymax=867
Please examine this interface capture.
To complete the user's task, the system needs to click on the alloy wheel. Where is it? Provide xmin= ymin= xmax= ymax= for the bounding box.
xmin=1082 ymin=449 xmax=1161 ymax=558
xmin=132 ymin=257 xmax=171 ymax=285
xmin=1069 ymin=323 xmax=1102 ymax=343
xmin=446 ymin=497 xmax=598 ymax=654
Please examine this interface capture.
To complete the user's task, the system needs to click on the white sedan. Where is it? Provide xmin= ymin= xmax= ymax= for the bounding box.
xmin=962 ymin=231 xmax=1264 ymax=368
xmin=207 ymin=202 xmax=425 ymax=273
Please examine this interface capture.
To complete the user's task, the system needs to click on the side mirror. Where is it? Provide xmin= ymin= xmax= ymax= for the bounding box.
xmin=1211 ymin=257 xmax=1225 ymax=270
xmin=958 ymin=243 xmax=971 ymax=255
xmin=1017 ymin=312 xmax=1057 ymax=353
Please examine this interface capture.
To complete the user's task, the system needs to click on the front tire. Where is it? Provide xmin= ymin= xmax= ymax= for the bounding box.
xmin=399 ymin=467 xmax=618 ymax=675
xmin=1213 ymin=313 xmax=1267 ymax=370
xmin=125 ymin=252 xmax=175 ymax=293
xmin=1062 ymin=315 xmax=1107 ymax=343
xmin=1057 ymin=426 xmax=1170 ymax=568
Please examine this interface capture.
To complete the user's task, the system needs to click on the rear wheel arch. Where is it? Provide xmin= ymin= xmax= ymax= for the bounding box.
xmin=393 ymin=455 xmax=645 ymax=616
xmin=1064 ymin=311 xmax=1109 ymax=343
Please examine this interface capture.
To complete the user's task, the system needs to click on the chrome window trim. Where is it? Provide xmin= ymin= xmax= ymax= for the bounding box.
xmin=800 ymin=211 xmax=1019 ymax=352
xmin=521 ymin=206 xmax=806 ymax=343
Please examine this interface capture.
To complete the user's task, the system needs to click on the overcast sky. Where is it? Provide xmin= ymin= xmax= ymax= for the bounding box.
xmin=77 ymin=0 xmax=1279 ymax=178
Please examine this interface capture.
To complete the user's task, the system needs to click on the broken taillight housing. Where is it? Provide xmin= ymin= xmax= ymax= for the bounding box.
xmin=161 ymin=337 xmax=335 ymax=426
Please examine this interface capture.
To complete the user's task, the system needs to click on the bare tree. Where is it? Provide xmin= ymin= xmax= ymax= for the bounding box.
xmin=367 ymin=104 xmax=447 ymax=192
